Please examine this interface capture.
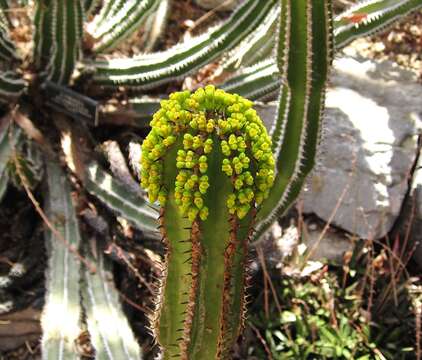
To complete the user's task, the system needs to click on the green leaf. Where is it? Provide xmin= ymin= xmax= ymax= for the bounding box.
xmin=90 ymin=0 xmax=160 ymax=53
xmin=84 ymin=162 xmax=159 ymax=237
xmin=335 ymin=0 xmax=422 ymax=48
xmin=91 ymin=0 xmax=276 ymax=88
xmin=39 ymin=0 xmax=84 ymax=84
xmin=41 ymin=161 xmax=83 ymax=360
xmin=141 ymin=0 xmax=170 ymax=52
xmin=221 ymin=4 xmax=279 ymax=71
xmin=0 ymin=119 xmax=21 ymax=201
xmin=221 ymin=60 xmax=280 ymax=100
xmin=82 ymin=240 xmax=143 ymax=360
xmin=0 ymin=71 xmax=26 ymax=105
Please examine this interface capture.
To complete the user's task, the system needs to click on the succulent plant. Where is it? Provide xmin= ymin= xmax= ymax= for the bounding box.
xmin=141 ymin=86 xmax=274 ymax=359
xmin=0 ymin=0 xmax=421 ymax=359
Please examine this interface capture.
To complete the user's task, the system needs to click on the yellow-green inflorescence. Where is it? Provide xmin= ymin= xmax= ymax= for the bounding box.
xmin=141 ymin=85 xmax=274 ymax=221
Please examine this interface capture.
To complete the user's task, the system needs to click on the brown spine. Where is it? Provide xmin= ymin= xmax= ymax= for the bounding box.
xmin=180 ymin=220 xmax=202 ymax=359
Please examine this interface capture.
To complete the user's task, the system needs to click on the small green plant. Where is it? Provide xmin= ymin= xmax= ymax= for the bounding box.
xmin=245 ymin=240 xmax=421 ymax=360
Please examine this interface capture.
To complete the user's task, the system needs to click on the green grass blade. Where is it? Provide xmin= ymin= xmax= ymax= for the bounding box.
xmin=83 ymin=241 xmax=143 ymax=360
xmin=84 ymin=162 xmax=159 ymax=236
xmin=91 ymin=0 xmax=160 ymax=53
xmin=41 ymin=161 xmax=82 ymax=360
xmin=255 ymin=0 xmax=333 ymax=240
xmin=91 ymin=0 xmax=276 ymax=88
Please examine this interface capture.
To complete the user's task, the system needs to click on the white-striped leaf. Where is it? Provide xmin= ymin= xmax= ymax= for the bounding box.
xmin=41 ymin=161 xmax=83 ymax=360
xmin=0 ymin=71 xmax=26 ymax=105
xmin=0 ymin=171 xmax=7 ymax=201
xmin=335 ymin=0 xmax=422 ymax=48
xmin=90 ymin=0 xmax=160 ymax=53
xmin=83 ymin=241 xmax=143 ymax=360
xmin=0 ymin=5 xmax=19 ymax=63
xmin=221 ymin=4 xmax=279 ymax=71
xmin=141 ymin=0 xmax=170 ymax=52
xmin=84 ymin=162 xmax=159 ymax=237
xmin=84 ymin=0 xmax=101 ymax=17
xmin=40 ymin=0 xmax=84 ymax=84
xmin=221 ymin=60 xmax=280 ymax=100
xmin=0 ymin=120 xmax=21 ymax=202
xmin=91 ymin=0 xmax=276 ymax=88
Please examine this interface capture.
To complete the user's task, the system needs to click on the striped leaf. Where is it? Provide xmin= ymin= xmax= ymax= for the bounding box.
xmin=221 ymin=4 xmax=279 ymax=71
xmin=255 ymin=0 xmax=334 ymax=240
xmin=7 ymin=136 xmax=44 ymax=190
xmin=0 ymin=6 xmax=19 ymax=63
xmin=0 ymin=71 xmax=26 ymax=105
xmin=40 ymin=0 xmax=83 ymax=84
xmin=88 ymin=0 xmax=127 ymax=32
xmin=0 ymin=170 xmax=7 ymax=201
xmin=334 ymin=0 xmax=422 ymax=48
xmin=219 ymin=0 xmax=422 ymax=92
xmin=82 ymin=240 xmax=143 ymax=360
xmin=34 ymin=0 xmax=54 ymax=69
xmin=84 ymin=162 xmax=159 ymax=237
xmin=90 ymin=0 xmax=160 ymax=53
xmin=0 ymin=0 xmax=10 ymax=28
xmin=41 ymin=161 xmax=83 ymax=360
xmin=0 ymin=120 xmax=21 ymax=202
xmin=221 ymin=60 xmax=280 ymax=100
xmin=84 ymin=0 xmax=101 ymax=17
xmin=141 ymin=0 xmax=170 ymax=52
xmin=91 ymin=0 xmax=276 ymax=88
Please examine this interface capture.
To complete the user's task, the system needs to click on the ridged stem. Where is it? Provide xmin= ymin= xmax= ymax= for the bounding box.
xmin=141 ymin=87 xmax=274 ymax=359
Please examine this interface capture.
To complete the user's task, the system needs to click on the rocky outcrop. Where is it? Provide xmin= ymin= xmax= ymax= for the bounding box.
xmin=257 ymin=56 xmax=422 ymax=256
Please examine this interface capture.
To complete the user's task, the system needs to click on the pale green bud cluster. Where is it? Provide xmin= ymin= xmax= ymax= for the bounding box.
xmin=141 ymin=85 xmax=274 ymax=221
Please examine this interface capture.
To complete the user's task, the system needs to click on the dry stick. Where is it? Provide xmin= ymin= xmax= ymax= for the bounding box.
xmin=249 ymin=322 xmax=273 ymax=360
xmin=366 ymin=241 xmax=375 ymax=322
xmin=303 ymin=136 xmax=358 ymax=264
xmin=256 ymin=245 xmax=282 ymax=314
xmin=303 ymin=171 xmax=353 ymax=264
xmin=189 ymin=0 xmax=236 ymax=31
xmin=385 ymin=235 xmax=399 ymax=306
xmin=9 ymin=110 xmax=97 ymax=273
xmin=115 ymin=287 xmax=150 ymax=314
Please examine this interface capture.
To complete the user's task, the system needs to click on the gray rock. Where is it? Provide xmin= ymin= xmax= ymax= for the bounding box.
xmin=257 ymin=57 xmax=422 ymax=239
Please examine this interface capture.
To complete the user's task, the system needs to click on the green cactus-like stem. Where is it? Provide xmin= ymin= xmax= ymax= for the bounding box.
xmin=35 ymin=0 xmax=83 ymax=84
xmin=254 ymin=0 xmax=334 ymax=240
xmin=141 ymin=86 xmax=274 ymax=359
xmin=92 ymin=0 xmax=275 ymax=88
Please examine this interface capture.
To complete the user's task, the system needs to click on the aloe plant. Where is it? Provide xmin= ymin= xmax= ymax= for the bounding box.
xmin=0 ymin=0 xmax=421 ymax=358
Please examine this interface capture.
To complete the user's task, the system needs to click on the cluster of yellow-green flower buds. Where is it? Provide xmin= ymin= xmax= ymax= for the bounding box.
xmin=141 ymin=85 xmax=274 ymax=221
